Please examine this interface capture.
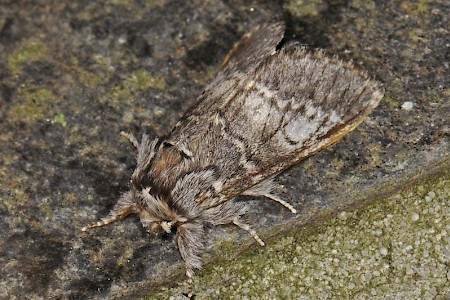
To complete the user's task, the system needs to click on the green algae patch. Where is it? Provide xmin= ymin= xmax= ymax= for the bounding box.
xmin=284 ymin=0 xmax=323 ymax=17
xmin=79 ymin=141 xmax=105 ymax=157
xmin=149 ymin=171 xmax=450 ymax=299
xmin=9 ymin=87 xmax=58 ymax=124
xmin=367 ymin=143 xmax=383 ymax=168
xmin=117 ymin=247 xmax=135 ymax=267
xmin=7 ymin=39 xmax=50 ymax=75
xmin=383 ymin=94 xmax=400 ymax=110
xmin=401 ymin=0 xmax=429 ymax=16
xmin=78 ymin=69 xmax=110 ymax=87
xmin=408 ymin=28 xmax=427 ymax=43
xmin=111 ymin=69 xmax=166 ymax=99
xmin=145 ymin=0 xmax=166 ymax=9
xmin=0 ymin=188 xmax=30 ymax=210
xmin=131 ymin=70 xmax=166 ymax=90
xmin=74 ymin=54 xmax=115 ymax=87
xmin=52 ymin=113 xmax=67 ymax=127
xmin=107 ymin=0 xmax=134 ymax=10
xmin=431 ymin=93 xmax=444 ymax=104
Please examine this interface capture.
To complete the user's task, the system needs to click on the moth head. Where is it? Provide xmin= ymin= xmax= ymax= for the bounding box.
xmin=139 ymin=187 xmax=188 ymax=236
xmin=147 ymin=220 xmax=174 ymax=236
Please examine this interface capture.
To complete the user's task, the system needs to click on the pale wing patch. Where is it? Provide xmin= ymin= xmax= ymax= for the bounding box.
xmin=284 ymin=114 xmax=321 ymax=144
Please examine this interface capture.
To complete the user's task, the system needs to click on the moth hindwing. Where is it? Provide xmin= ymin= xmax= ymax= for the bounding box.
xmin=82 ymin=22 xmax=384 ymax=297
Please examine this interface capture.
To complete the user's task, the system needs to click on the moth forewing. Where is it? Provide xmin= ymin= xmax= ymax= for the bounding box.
xmin=82 ymin=21 xmax=384 ymax=297
xmin=170 ymin=45 xmax=383 ymax=209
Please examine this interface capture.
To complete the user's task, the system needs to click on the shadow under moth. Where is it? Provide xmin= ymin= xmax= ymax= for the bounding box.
xmin=82 ymin=22 xmax=384 ymax=297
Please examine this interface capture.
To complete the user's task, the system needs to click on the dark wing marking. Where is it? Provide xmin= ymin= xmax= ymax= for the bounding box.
xmin=220 ymin=22 xmax=285 ymax=73
xmin=167 ymin=23 xmax=384 ymax=209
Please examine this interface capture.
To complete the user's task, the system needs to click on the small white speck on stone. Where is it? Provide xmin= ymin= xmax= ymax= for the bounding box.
xmin=401 ymin=101 xmax=414 ymax=110
xmin=153 ymin=106 xmax=165 ymax=116
xmin=338 ymin=211 xmax=348 ymax=220
xmin=380 ymin=248 xmax=388 ymax=256
xmin=118 ymin=36 xmax=127 ymax=44
xmin=411 ymin=212 xmax=420 ymax=222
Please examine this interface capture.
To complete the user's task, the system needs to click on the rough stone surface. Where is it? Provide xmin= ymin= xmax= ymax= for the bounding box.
xmin=0 ymin=0 xmax=448 ymax=299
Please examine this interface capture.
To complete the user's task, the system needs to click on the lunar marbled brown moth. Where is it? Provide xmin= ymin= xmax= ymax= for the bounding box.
xmin=82 ymin=22 xmax=383 ymax=296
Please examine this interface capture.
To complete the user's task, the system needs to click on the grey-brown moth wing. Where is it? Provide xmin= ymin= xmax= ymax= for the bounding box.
xmin=168 ymin=23 xmax=384 ymax=208
xmin=169 ymin=22 xmax=286 ymax=126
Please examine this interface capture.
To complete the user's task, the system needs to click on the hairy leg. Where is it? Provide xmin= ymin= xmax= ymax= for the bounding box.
xmin=176 ymin=221 xmax=204 ymax=298
xmin=81 ymin=191 xmax=135 ymax=231
xmin=242 ymin=179 xmax=297 ymax=214
xmin=233 ymin=218 xmax=265 ymax=246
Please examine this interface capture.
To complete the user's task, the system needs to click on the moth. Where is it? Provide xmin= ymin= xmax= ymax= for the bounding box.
xmin=82 ymin=22 xmax=383 ymax=297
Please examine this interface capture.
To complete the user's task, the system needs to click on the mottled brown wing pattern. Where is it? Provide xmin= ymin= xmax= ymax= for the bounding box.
xmin=168 ymin=23 xmax=383 ymax=209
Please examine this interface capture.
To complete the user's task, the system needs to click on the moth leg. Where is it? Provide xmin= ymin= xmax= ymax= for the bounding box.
xmin=120 ymin=131 xmax=140 ymax=149
xmin=242 ymin=179 xmax=297 ymax=214
xmin=81 ymin=192 xmax=135 ymax=232
xmin=186 ymin=274 xmax=194 ymax=299
xmin=260 ymin=193 xmax=297 ymax=214
xmin=233 ymin=219 xmax=265 ymax=246
xmin=176 ymin=222 xmax=204 ymax=298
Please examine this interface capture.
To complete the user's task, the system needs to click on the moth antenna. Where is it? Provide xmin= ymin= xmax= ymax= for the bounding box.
xmin=261 ymin=193 xmax=297 ymax=214
xmin=233 ymin=219 xmax=265 ymax=246
xmin=120 ymin=131 xmax=140 ymax=149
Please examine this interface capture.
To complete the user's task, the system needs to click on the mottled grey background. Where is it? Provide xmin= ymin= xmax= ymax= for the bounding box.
xmin=0 ymin=0 xmax=448 ymax=299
